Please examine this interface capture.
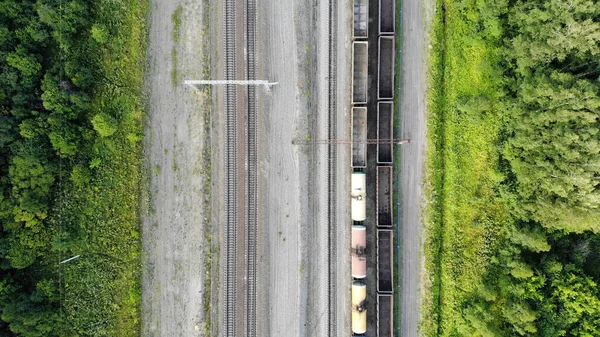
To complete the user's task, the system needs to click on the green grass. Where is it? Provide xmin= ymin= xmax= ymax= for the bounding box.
xmin=422 ymin=0 xmax=508 ymax=335
xmin=172 ymin=6 xmax=183 ymax=43
xmin=52 ymin=0 xmax=149 ymax=335
xmin=171 ymin=47 xmax=179 ymax=87
xmin=171 ymin=5 xmax=182 ymax=87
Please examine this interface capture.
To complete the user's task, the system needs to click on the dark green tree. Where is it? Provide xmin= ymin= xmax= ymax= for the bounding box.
xmin=510 ymin=0 xmax=600 ymax=75
xmin=538 ymin=270 xmax=600 ymax=336
xmin=503 ymin=71 xmax=600 ymax=232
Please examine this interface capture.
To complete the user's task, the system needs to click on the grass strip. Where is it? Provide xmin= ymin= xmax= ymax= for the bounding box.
xmin=55 ymin=0 xmax=149 ymax=335
xmin=422 ymin=0 xmax=507 ymax=335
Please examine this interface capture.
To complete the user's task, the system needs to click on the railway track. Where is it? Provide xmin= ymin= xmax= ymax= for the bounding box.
xmin=223 ymin=0 xmax=258 ymax=335
xmin=223 ymin=0 xmax=237 ymax=335
xmin=327 ymin=0 xmax=339 ymax=335
xmin=245 ymin=0 xmax=258 ymax=335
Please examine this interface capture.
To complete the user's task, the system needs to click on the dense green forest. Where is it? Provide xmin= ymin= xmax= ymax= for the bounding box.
xmin=0 ymin=0 xmax=147 ymax=336
xmin=424 ymin=0 xmax=600 ymax=336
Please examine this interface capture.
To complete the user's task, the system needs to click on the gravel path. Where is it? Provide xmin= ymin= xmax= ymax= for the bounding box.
xmin=399 ymin=0 xmax=434 ymax=335
xmin=254 ymin=0 xmax=314 ymax=335
xmin=141 ymin=0 xmax=352 ymax=335
xmin=141 ymin=1 xmax=214 ymax=336
xmin=254 ymin=0 xmax=351 ymax=335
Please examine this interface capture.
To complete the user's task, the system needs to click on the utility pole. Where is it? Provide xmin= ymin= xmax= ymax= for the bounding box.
xmin=184 ymin=80 xmax=278 ymax=92
xmin=292 ymin=138 xmax=411 ymax=145
xmin=59 ymin=255 xmax=81 ymax=264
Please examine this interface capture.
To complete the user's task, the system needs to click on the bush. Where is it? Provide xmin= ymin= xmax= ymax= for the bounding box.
xmin=92 ymin=113 xmax=117 ymax=137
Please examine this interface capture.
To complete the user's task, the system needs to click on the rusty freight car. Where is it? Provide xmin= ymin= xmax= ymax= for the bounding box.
xmin=378 ymin=294 xmax=394 ymax=337
xmin=352 ymin=107 xmax=367 ymax=168
xmin=377 ymin=229 xmax=393 ymax=293
xmin=376 ymin=166 xmax=393 ymax=227
xmin=353 ymin=42 xmax=368 ymax=104
xmin=378 ymin=36 xmax=395 ymax=100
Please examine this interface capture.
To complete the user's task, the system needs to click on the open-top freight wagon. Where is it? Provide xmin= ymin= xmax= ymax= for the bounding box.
xmin=376 ymin=166 xmax=393 ymax=227
xmin=352 ymin=107 xmax=367 ymax=168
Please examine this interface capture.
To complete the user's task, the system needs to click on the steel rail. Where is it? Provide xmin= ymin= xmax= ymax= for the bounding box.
xmin=245 ymin=0 xmax=258 ymax=335
xmin=224 ymin=0 xmax=238 ymax=335
xmin=327 ymin=0 xmax=339 ymax=335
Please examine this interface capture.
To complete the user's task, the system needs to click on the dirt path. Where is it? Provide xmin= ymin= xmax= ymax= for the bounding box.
xmin=141 ymin=1 xmax=215 ymax=336
xmin=399 ymin=0 xmax=433 ymax=335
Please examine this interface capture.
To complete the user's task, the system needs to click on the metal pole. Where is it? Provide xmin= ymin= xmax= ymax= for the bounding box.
xmin=60 ymin=255 xmax=81 ymax=264
xmin=183 ymin=80 xmax=278 ymax=86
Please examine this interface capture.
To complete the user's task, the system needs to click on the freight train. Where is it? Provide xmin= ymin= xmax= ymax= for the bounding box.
xmin=351 ymin=172 xmax=367 ymax=221
xmin=350 ymin=0 xmax=397 ymax=335
xmin=352 ymin=281 xmax=368 ymax=334
xmin=352 ymin=225 xmax=367 ymax=279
